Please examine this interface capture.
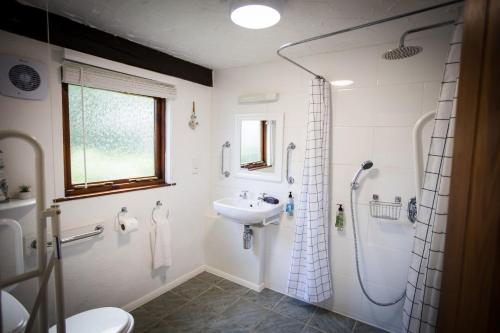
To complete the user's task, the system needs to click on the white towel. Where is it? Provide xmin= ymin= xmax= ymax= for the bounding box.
xmin=151 ymin=210 xmax=172 ymax=269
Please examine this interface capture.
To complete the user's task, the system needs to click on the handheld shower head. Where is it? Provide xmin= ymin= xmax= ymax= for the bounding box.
xmin=351 ymin=160 xmax=374 ymax=190
xmin=361 ymin=160 xmax=374 ymax=170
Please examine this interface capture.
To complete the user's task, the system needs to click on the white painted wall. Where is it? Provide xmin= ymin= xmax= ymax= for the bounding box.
xmin=207 ymin=29 xmax=451 ymax=332
xmin=0 ymin=30 xmax=212 ymax=325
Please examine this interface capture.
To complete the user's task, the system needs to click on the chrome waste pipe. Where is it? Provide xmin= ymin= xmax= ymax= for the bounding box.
xmin=243 ymin=225 xmax=253 ymax=249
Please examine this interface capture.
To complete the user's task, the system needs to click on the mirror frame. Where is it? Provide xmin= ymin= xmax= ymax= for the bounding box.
xmin=234 ymin=113 xmax=284 ymax=182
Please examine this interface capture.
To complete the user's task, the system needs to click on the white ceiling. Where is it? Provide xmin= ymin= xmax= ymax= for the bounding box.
xmin=21 ymin=0 xmax=461 ymax=70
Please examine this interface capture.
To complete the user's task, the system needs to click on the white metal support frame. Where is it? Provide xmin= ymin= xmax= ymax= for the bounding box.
xmin=0 ymin=130 xmax=66 ymax=333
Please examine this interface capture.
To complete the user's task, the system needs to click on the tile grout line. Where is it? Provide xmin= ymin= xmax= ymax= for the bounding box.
xmin=160 ymin=282 xmax=222 ymax=332
xmin=303 ymin=306 xmax=330 ymax=333
xmin=207 ymin=295 xmax=244 ymax=331
xmin=139 ymin=288 xmax=193 ymax=331
xmin=245 ymin=292 xmax=288 ymax=332
xmin=157 ymin=277 xmax=216 ymax=329
xmin=271 ymin=294 xmax=287 ymax=310
xmin=352 ymin=320 xmax=358 ymax=333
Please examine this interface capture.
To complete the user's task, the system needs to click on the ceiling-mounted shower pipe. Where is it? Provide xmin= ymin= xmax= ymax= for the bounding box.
xmin=382 ymin=20 xmax=456 ymax=60
xmin=399 ymin=20 xmax=456 ymax=48
xmin=277 ymin=0 xmax=463 ymax=78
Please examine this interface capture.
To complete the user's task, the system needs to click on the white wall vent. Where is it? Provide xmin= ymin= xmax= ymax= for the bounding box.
xmin=0 ymin=54 xmax=48 ymax=100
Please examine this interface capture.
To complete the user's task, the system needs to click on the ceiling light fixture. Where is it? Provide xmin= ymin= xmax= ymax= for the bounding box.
xmin=331 ymin=80 xmax=354 ymax=87
xmin=230 ymin=0 xmax=282 ymax=29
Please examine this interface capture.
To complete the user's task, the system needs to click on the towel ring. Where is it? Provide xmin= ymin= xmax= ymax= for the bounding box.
xmin=152 ymin=200 xmax=169 ymax=225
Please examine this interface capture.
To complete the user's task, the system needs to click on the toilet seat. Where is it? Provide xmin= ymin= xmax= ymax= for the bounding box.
xmin=49 ymin=307 xmax=134 ymax=333
xmin=1 ymin=291 xmax=29 ymax=333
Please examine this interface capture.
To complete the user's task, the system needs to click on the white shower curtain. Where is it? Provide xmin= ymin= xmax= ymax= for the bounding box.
xmin=403 ymin=16 xmax=463 ymax=333
xmin=287 ymin=78 xmax=332 ymax=303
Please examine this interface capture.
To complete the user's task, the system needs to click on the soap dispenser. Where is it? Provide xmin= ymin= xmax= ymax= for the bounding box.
xmin=285 ymin=192 xmax=294 ymax=216
xmin=335 ymin=204 xmax=344 ymax=231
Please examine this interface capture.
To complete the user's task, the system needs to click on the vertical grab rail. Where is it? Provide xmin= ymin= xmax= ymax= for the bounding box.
xmin=221 ymin=141 xmax=230 ymax=177
xmin=412 ymin=111 xmax=436 ymax=207
xmin=286 ymin=142 xmax=296 ymax=184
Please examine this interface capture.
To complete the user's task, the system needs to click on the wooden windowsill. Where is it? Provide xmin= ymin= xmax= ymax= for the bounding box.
xmin=241 ymin=163 xmax=272 ymax=171
xmin=53 ymin=182 xmax=176 ymax=202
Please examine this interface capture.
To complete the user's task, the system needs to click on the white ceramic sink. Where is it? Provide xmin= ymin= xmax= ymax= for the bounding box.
xmin=213 ymin=197 xmax=283 ymax=225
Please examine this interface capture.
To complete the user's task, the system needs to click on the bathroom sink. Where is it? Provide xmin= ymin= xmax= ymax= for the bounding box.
xmin=213 ymin=197 xmax=283 ymax=225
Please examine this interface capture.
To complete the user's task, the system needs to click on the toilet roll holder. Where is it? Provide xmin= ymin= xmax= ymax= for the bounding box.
xmin=118 ymin=207 xmax=131 ymax=231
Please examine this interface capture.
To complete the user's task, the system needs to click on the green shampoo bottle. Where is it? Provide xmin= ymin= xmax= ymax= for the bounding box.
xmin=335 ymin=204 xmax=344 ymax=231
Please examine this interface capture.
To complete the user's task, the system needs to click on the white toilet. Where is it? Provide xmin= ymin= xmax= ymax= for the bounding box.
xmin=48 ymin=307 xmax=134 ymax=333
xmin=1 ymin=291 xmax=29 ymax=333
xmin=0 ymin=218 xmax=134 ymax=333
xmin=1 ymin=290 xmax=134 ymax=333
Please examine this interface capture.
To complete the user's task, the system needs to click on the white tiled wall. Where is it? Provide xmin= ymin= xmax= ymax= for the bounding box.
xmin=207 ymin=28 xmax=451 ymax=332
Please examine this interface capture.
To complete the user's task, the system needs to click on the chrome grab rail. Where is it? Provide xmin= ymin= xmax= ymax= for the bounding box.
xmin=31 ymin=224 xmax=104 ymax=249
xmin=62 ymin=225 xmax=104 ymax=244
xmin=286 ymin=142 xmax=296 ymax=184
xmin=221 ymin=141 xmax=230 ymax=178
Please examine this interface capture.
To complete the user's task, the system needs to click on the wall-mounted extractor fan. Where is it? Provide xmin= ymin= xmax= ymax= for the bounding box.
xmin=0 ymin=54 xmax=48 ymax=100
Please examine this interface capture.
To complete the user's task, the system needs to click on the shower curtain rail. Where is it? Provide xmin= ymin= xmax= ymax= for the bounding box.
xmin=277 ymin=0 xmax=463 ymax=79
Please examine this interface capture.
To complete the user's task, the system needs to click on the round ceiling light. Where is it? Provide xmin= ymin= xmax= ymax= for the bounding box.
xmin=331 ymin=80 xmax=354 ymax=87
xmin=231 ymin=1 xmax=281 ymax=29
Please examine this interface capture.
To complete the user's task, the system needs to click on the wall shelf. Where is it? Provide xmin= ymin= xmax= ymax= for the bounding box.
xmin=0 ymin=198 xmax=36 ymax=212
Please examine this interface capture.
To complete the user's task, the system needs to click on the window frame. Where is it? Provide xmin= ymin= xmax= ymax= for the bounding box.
xmin=240 ymin=120 xmax=271 ymax=171
xmin=59 ymin=83 xmax=169 ymax=200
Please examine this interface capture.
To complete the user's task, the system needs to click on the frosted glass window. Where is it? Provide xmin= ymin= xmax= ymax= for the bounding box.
xmin=68 ymin=84 xmax=157 ymax=184
xmin=240 ymin=120 xmax=263 ymax=165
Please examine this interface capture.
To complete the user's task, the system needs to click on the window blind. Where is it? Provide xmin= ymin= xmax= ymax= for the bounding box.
xmin=61 ymin=61 xmax=176 ymax=99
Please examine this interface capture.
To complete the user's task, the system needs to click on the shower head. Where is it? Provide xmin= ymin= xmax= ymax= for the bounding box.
xmin=383 ymin=20 xmax=455 ymax=61
xmin=382 ymin=45 xmax=423 ymax=60
xmin=361 ymin=160 xmax=374 ymax=170
xmin=351 ymin=160 xmax=374 ymax=190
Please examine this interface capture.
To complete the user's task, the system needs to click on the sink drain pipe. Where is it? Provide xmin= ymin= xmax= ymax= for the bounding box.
xmin=243 ymin=225 xmax=253 ymax=249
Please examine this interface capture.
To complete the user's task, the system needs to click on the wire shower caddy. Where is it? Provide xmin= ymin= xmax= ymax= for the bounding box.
xmin=369 ymin=194 xmax=402 ymax=220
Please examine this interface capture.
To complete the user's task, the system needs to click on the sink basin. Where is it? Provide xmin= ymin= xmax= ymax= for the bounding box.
xmin=213 ymin=197 xmax=283 ymax=225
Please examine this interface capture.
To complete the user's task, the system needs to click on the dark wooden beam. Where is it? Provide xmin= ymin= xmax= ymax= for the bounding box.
xmin=0 ymin=0 xmax=213 ymax=86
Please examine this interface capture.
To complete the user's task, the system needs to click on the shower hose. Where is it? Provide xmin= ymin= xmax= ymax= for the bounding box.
xmin=350 ymin=187 xmax=406 ymax=306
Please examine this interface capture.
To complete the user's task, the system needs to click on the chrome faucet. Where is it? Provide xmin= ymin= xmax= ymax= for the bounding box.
xmin=239 ymin=190 xmax=249 ymax=199
xmin=257 ymin=192 xmax=267 ymax=202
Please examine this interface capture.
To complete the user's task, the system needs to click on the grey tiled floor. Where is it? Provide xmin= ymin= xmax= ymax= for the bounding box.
xmin=132 ymin=272 xmax=386 ymax=333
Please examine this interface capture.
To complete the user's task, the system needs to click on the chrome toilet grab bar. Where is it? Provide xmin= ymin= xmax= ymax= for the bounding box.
xmin=62 ymin=225 xmax=104 ymax=244
xmin=286 ymin=142 xmax=296 ymax=184
xmin=30 ymin=224 xmax=104 ymax=249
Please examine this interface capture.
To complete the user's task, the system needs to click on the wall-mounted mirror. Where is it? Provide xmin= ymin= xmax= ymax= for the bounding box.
xmin=234 ymin=113 xmax=284 ymax=182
